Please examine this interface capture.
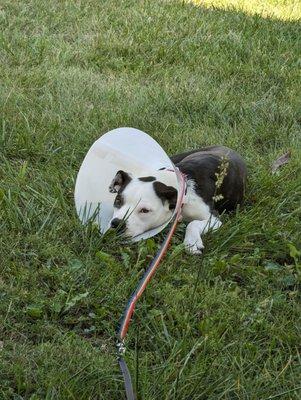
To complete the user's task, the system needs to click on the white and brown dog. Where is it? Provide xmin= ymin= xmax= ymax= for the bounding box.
xmin=108 ymin=146 xmax=247 ymax=254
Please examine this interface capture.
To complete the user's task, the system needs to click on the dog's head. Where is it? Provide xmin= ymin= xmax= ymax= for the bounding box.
xmin=108 ymin=170 xmax=178 ymax=238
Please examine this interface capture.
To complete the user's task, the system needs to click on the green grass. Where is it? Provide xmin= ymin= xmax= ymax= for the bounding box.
xmin=1 ymin=0 xmax=301 ymax=399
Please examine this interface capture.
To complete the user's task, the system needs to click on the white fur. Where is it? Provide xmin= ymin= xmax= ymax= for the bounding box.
xmin=182 ymin=180 xmax=211 ymax=221
xmin=184 ymin=217 xmax=222 ymax=254
xmin=111 ymin=177 xmax=173 ymax=238
xmin=110 ymin=175 xmax=222 ymax=254
xmin=182 ymin=180 xmax=222 ymax=254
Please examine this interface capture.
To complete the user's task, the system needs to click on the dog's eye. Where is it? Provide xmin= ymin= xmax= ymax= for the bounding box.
xmin=140 ymin=208 xmax=150 ymax=214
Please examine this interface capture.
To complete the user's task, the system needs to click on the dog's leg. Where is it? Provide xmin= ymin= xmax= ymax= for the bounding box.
xmin=184 ymin=215 xmax=222 ymax=255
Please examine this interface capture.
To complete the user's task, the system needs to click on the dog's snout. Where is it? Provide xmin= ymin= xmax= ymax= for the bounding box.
xmin=110 ymin=218 xmax=123 ymax=229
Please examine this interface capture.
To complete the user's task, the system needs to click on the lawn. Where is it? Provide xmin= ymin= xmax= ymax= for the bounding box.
xmin=1 ymin=0 xmax=301 ymax=399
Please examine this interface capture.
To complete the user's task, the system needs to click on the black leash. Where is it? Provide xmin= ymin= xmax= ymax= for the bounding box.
xmin=118 ymin=356 xmax=136 ymax=400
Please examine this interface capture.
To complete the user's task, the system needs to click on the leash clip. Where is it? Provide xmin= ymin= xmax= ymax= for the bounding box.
xmin=116 ymin=340 xmax=126 ymax=357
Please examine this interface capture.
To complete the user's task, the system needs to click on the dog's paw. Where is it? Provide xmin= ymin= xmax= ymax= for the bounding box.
xmin=184 ymin=236 xmax=204 ymax=255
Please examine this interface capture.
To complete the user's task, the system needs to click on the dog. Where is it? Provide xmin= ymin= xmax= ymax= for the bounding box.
xmin=108 ymin=146 xmax=247 ymax=254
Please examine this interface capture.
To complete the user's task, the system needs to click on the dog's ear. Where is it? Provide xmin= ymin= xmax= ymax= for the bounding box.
xmin=153 ymin=181 xmax=178 ymax=210
xmin=109 ymin=170 xmax=132 ymax=193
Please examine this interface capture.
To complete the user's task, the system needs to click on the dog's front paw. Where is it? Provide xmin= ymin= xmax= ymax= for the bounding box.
xmin=184 ymin=236 xmax=204 ymax=255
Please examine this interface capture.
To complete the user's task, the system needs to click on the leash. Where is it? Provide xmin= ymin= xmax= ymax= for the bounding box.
xmin=116 ymin=169 xmax=187 ymax=400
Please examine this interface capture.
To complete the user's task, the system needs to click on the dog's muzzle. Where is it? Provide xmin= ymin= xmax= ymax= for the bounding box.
xmin=110 ymin=218 xmax=126 ymax=233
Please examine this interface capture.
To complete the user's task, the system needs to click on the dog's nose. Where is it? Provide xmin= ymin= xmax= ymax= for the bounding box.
xmin=110 ymin=218 xmax=123 ymax=229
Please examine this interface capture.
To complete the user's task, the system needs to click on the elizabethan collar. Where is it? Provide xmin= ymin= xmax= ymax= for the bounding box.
xmin=74 ymin=127 xmax=180 ymax=241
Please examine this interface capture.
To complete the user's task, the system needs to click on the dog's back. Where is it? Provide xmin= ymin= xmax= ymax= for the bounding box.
xmin=171 ymin=146 xmax=247 ymax=213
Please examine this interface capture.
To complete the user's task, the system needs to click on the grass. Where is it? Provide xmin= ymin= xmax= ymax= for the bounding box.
xmin=0 ymin=0 xmax=301 ymax=399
